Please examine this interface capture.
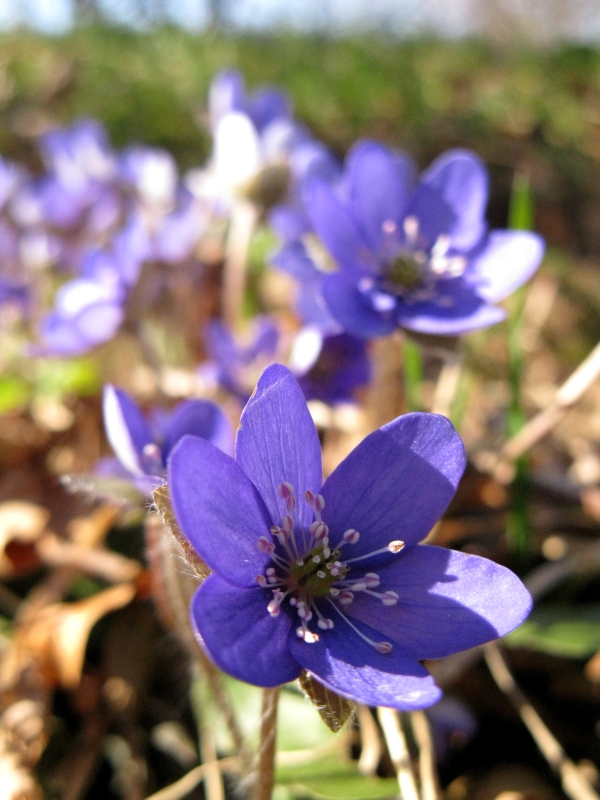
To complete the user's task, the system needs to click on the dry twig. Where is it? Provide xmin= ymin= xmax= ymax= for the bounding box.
xmin=484 ymin=643 xmax=600 ymax=800
xmin=377 ymin=707 xmax=420 ymax=800
xmin=410 ymin=710 xmax=439 ymax=800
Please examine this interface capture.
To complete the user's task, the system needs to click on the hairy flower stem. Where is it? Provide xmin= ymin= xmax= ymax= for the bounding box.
xmin=431 ymin=348 xmax=464 ymax=419
xmin=144 ymin=512 xmax=250 ymax=772
xmin=222 ymin=199 xmax=257 ymax=332
xmin=252 ymin=687 xmax=281 ymax=800
xmin=366 ymin=334 xmax=404 ymax=431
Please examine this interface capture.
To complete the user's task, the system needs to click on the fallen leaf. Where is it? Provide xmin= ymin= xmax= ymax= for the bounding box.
xmin=0 ymin=502 xmax=49 ymax=577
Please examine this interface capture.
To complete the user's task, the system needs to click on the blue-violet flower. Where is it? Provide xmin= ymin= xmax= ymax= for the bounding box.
xmin=169 ymin=364 xmax=531 ymax=709
xmin=303 ymin=141 xmax=545 ymax=337
xmin=103 ymin=385 xmax=232 ymax=495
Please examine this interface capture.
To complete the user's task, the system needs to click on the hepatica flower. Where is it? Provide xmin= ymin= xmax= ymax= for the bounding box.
xmin=169 ymin=365 xmax=531 ymax=709
xmin=103 ymin=385 xmax=232 ymax=495
xmin=305 ymin=141 xmax=544 ymax=337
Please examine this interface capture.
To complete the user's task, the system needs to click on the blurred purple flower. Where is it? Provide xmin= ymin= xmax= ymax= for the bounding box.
xmin=36 ymin=214 xmax=150 ymax=356
xmin=169 ymin=364 xmax=531 ymax=708
xmin=298 ymin=141 xmax=544 ymax=337
xmin=103 ymin=385 xmax=232 ymax=495
xmin=119 ymin=146 xmax=178 ymax=208
xmin=209 ymin=69 xmax=292 ymax=134
xmin=294 ymin=331 xmax=371 ymax=406
xmin=37 ymin=276 xmax=125 ymax=356
xmin=201 ymin=317 xmax=280 ymax=403
xmin=38 ymin=120 xmax=117 ymax=229
xmin=189 ymin=70 xmax=310 ymax=212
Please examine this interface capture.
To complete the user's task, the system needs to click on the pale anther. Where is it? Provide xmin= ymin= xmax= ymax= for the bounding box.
xmin=382 ymin=591 xmax=399 ymax=606
xmin=258 ymin=536 xmax=274 ymax=554
xmin=339 ymin=590 xmax=354 ymax=606
xmin=388 ymin=540 xmax=405 ymax=553
xmin=376 ymin=641 xmax=393 ymax=654
xmin=342 ymin=529 xmax=360 ymax=545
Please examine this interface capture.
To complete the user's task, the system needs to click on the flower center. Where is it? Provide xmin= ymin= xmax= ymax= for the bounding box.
xmin=387 ymin=253 xmax=425 ymax=291
xmin=380 ymin=216 xmax=467 ymax=302
xmin=287 ymin=543 xmax=348 ymax=596
xmin=255 ymin=482 xmax=404 ymax=652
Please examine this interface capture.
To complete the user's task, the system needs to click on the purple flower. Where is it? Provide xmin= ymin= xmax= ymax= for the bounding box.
xmin=103 ymin=385 xmax=232 ymax=495
xmin=37 ymin=277 xmax=125 ymax=356
xmin=208 ymin=69 xmax=292 ymax=134
xmin=294 ymin=332 xmax=371 ymax=406
xmin=301 ymin=141 xmax=544 ymax=337
xmin=38 ymin=120 xmax=117 ymax=229
xmin=201 ymin=317 xmax=280 ymax=403
xmin=169 ymin=365 xmax=531 ymax=709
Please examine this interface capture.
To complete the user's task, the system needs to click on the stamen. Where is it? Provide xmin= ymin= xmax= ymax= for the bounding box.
xmin=327 ymin=599 xmax=393 ymax=654
xmin=362 ymin=589 xmax=400 ymax=606
xmin=257 ymin=536 xmax=275 ymax=554
xmin=342 ymin=529 xmax=360 ymax=545
xmin=311 ymin=600 xmax=334 ymax=630
xmin=255 ymin=575 xmax=267 ymax=587
xmin=344 ymin=540 xmax=405 ymax=564
xmin=296 ymin=627 xmax=319 ymax=643
xmin=309 ymin=520 xmax=329 ymax=541
xmin=364 ymin=573 xmax=381 ymax=588
xmin=339 ymin=590 xmax=354 ymax=606
xmin=403 ymin=215 xmax=419 ymax=243
xmin=278 ymin=482 xmax=296 ymax=512
xmin=305 ymin=491 xmax=325 ymax=517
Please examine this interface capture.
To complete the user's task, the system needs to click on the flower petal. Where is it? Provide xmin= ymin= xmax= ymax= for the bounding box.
xmin=162 ymin=400 xmax=233 ymax=460
xmin=235 ymin=364 xmax=323 ymax=529
xmin=305 ymin=180 xmax=377 ymax=273
xmin=192 ymin=576 xmax=302 ymax=687
xmin=419 ymin=149 xmax=489 ymax=252
xmin=396 ymin=280 xmax=505 ymax=335
xmin=322 ymin=413 xmax=465 ymax=557
xmin=345 ymin=545 xmax=533 ymax=659
xmin=250 ymin=87 xmax=292 ymax=131
xmin=169 ymin=435 xmax=272 ymax=587
xmin=470 ymin=230 xmax=544 ymax=303
xmin=322 ymin=273 xmax=397 ymax=339
xmin=103 ymin=386 xmax=153 ymax=476
xmin=346 ymin=140 xmax=416 ymax=254
xmin=288 ymin=614 xmax=441 ymax=709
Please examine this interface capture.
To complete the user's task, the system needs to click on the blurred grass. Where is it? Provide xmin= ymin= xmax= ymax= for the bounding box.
xmin=3 ymin=25 xmax=600 ymax=370
xmin=0 ymin=27 xmax=599 ymax=186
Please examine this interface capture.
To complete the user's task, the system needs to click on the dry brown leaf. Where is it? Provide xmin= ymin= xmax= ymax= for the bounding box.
xmin=298 ymin=671 xmax=356 ymax=732
xmin=67 ymin=504 xmax=122 ymax=548
xmin=1 ymin=583 xmax=136 ymax=690
xmin=36 ymin=533 xmax=141 ymax=583
xmin=0 ymin=502 xmax=49 ymax=577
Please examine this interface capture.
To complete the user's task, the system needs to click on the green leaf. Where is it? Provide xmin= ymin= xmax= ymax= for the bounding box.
xmin=277 ymin=755 xmax=397 ymax=800
xmin=0 ymin=376 xmax=30 ymax=413
xmin=508 ymin=173 xmax=534 ymax=232
xmin=298 ymin=672 xmax=356 ymax=733
xmin=34 ymin=357 xmax=100 ymax=398
xmin=505 ymin=605 xmax=600 ymax=657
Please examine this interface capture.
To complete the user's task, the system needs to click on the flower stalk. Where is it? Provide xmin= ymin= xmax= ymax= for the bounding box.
xmin=252 ymin=687 xmax=281 ymax=800
xmin=222 ymin=199 xmax=258 ymax=332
